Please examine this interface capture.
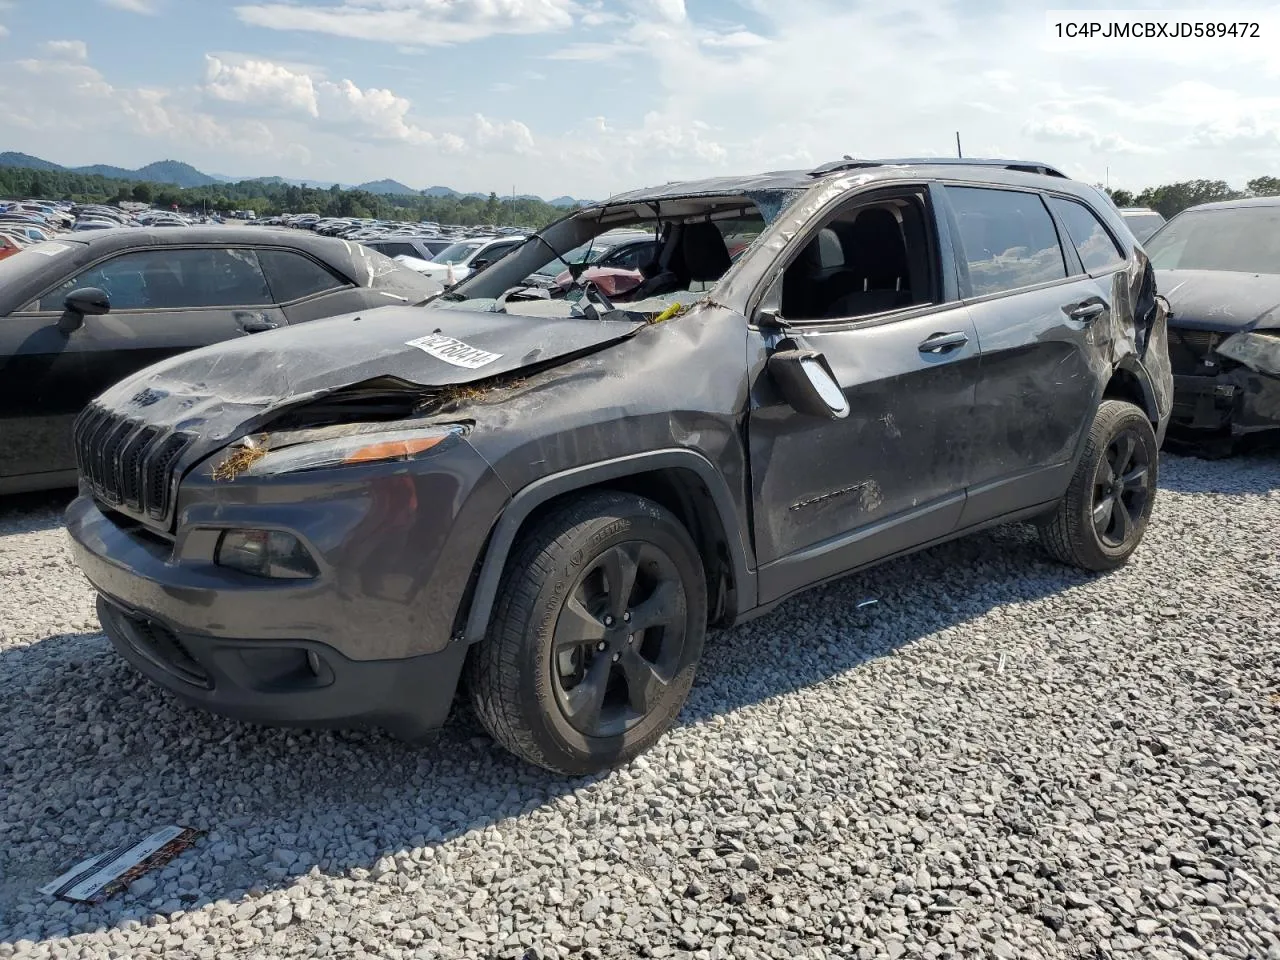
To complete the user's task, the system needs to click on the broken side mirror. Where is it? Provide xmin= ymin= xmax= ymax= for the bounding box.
xmin=768 ymin=349 xmax=850 ymax=419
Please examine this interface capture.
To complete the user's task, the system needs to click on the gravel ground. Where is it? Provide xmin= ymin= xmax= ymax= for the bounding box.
xmin=1 ymin=450 xmax=1278 ymax=960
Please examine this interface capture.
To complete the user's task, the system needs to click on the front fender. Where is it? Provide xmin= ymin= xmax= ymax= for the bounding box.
xmin=459 ymin=448 xmax=756 ymax=644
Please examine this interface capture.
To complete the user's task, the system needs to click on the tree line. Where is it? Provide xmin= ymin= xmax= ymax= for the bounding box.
xmin=0 ymin=165 xmax=572 ymax=228
xmin=1105 ymin=176 xmax=1280 ymax=217
xmin=3 ymin=163 xmax=1279 ymax=226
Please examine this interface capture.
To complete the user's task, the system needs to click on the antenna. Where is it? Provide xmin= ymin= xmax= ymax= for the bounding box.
xmin=955 ymin=132 xmax=962 ymax=158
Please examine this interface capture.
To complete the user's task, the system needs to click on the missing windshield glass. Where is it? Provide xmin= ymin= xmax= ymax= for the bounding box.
xmin=443 ymin=192 xmax=780 ymax=323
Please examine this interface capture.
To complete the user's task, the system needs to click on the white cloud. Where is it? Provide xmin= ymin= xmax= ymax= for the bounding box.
xmin=0 ymin=55 xmax=278 ymax=160
xmin=473 ymin=113 xmax=536 ymax=154
xmin=234 ymin=0 xmax=576 ymax=47
xmin=201 ymin=55 xmax=442 ymax=144
xmin=0 ymin=25 xmax=10 ymax=39
xmin=41 ymin=40 xmax=88 ymax=61
xmin=203 ymin=55 xmax=319 ymax=116
xmin=316 ymin=78 xmax=434 ymax=144
xmin=701 ymin=31 xmax=769 ymax=50
xmin=100 ymin=0 xmax=159 ymax=12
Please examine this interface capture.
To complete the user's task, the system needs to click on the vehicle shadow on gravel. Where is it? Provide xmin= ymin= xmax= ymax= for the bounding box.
xmin=0 ymin=489 xmax=75 ymax=535
xmin=0 ymin=520 xmax=1095 ymax=945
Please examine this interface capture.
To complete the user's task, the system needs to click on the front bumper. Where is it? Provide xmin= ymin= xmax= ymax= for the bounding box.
xmin=97 ymin=594 xmax=466 ymax=739
xmin=1171 ymin=371 xmax=1280 ymax=434
xmin=65 ymin=444 xmax=510 ymax=737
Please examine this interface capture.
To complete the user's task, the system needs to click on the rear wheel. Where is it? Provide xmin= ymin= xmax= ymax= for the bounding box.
xmin=465 ymin=491 xmax=707 ymax=774
xmin=1038 ymin=399 xmax=1158 ymax=572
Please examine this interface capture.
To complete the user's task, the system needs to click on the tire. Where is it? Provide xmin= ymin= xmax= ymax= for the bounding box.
xmin=464 ymin=491 xmax=708 ymax=775
xmin=1038 ymin=399 xmax=1159 ymax=572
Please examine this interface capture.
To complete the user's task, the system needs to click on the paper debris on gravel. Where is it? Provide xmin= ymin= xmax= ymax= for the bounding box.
xmin=40 ymin=826 xmax=201 ymax=903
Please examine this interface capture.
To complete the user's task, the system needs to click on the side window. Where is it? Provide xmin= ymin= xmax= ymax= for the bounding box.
xmin=608 ymin=242 xmax=658 ymax=270
xmin=485 ymin=242 xmax=518 ymax=261
xmin=372 ymin=242 xmax=417 ymax=259
xmin=947 ymin=187 xmax=1068 ymax=297
xmin=779 ymin=194 xmax=936 ymax=322
xmin=36 ymin=248 xmax=272 ymax=312
xmin=1047 ymin=196 xmax=1127 ymax=274
xmin=258 ymin=249 xmax=349 ymax=303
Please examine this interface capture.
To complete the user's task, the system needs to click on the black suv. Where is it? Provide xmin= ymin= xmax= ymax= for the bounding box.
xmin=67 ymin=158 xmax=1173 ymax=774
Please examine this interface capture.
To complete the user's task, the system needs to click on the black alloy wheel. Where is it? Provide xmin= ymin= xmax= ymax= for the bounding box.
xmin=465 ymin=491 xmax=707 ymax=774
xmin=1091 ymin=427 xmax=1153 ymax=548
xmin=1037 ymin=399 xmax=1160 ymax=572
xmin=551 ymin=541 xmax=687 ymax=738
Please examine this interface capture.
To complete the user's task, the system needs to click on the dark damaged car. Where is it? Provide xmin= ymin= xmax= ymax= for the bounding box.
xmin=0 ymin=227 xmax=442 ymax=494
xmin=66 ymin=158 xmax=1173 ymax=774
xmin=1145 ymin=197 xmax=1280 ymax=449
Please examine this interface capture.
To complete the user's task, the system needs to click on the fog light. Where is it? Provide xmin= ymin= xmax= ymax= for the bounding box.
xmin=306 ymin=650 xmax=321 ymax=676
xmin=216 ymin=529 xmax=319 ymax=580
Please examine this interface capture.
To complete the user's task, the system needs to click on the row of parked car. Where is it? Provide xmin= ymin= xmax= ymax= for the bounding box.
xmin=0 ymin=157 xmax=1276 ymax=776
xmin=0 ymin=199 xmax=226 ymax=257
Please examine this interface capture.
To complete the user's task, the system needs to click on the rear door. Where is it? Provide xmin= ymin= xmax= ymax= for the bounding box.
xmin=748 ymin=185 xmax=982 ymax=603
xmin=941 ymin=184 xmax=1114 ymax=527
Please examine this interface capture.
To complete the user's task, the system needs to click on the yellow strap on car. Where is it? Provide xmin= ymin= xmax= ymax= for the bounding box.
xmin=652 ymin=302 xmax=684 ymax=324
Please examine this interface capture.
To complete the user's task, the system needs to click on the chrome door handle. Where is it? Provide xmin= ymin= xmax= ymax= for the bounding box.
xmin=1068 ymin=302 xmax=1106 ymax=323
xmin=918 ymin=331 xmax=969 ymax=353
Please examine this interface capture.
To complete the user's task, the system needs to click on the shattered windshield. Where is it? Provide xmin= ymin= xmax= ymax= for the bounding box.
xmin=435 ymin=191 xmax=789 ymax=322
xmin=1147 ymin=207 xmax=1280 ymax=275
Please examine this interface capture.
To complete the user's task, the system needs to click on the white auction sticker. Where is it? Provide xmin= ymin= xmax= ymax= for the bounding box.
xmin=29 ymin=242 xmax=73 ymax=257
xmin=405 ymin=333 xmax=503 ymax=369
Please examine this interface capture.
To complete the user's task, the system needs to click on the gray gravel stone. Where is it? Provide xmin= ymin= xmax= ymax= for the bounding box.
xmin=3 ymin=451 xmax=1280 ymax=958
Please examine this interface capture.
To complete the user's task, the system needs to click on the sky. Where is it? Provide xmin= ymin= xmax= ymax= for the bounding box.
xmin=0 ymin=0 xmax=1278 ymax=199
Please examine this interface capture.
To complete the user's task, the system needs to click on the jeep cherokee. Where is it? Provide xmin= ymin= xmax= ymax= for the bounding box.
xmin=66 ymin=158 xmax=1174 ymax=774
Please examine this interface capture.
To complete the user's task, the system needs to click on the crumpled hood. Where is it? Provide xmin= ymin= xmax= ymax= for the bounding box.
xmin=88 ymin=303 xmax=648 ymax=467
xmin=96 ymin=303 xmax=646 ymax=412
xmin=1158 ymin=269 xmax=1280 ymax=332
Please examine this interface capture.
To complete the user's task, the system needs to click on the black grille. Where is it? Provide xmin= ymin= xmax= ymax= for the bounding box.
xmin=73 ymin=405 xmax=191 ymax=525
xmin=1167 ymin=328 xmax=1222 ymax=376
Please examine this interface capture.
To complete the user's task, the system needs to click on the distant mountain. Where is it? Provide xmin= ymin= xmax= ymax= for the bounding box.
xmin=0 ymin=152 xmax=220 ymax=188
xmin=0 ymin=150 xmax=588 ymax=205
xmin=0 ymin=151 xmax=63 ymax=171
xmin=357 ymin=179 xmax=418 ymax=196
xmin=131 ymin=161 xmax=220 ymax=188
xmin=73 ymin=163 xmax=139 ymax=180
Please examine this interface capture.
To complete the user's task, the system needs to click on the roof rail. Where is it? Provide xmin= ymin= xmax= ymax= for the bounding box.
xmin=809 ymin=157 xmax=1069 ymax=179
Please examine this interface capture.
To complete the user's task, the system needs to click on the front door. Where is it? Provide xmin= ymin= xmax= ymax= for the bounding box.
xmin=4 ymin=247 xmax=286 ymax=482
xmin=747 ymin=186 xmax=982 ymax=604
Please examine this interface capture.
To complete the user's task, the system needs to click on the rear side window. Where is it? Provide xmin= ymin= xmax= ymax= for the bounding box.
xmin=258 ymin=249 xmax=349 ymax=303
xmin=371 ymin=242 xmax=418 ymax=259
xmin=1048 ymin=197 xmax=1127 ymax=274
xmin=36 ymin=248 xmax=272 ymax=311
xmin=947 ymin=187 xmax=1067 ymax=297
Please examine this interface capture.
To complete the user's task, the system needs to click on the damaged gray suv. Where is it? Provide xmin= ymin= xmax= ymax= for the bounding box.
xmin=67 ymin=158 xmax=1173 ymax=774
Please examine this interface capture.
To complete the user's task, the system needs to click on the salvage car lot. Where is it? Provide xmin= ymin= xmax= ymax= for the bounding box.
xmin=1 ymin=449 xmax=1277 ymax=958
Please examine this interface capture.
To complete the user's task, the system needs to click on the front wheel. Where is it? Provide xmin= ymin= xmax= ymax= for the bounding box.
xmin=465 ymin=491 xmax=707 ymax=775
xmin=1038 ymin=399 xmax=1159 ymax=572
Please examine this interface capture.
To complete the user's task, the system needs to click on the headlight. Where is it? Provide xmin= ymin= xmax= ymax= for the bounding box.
xmin=216 ymin=530 xmax=320 ymax=579
xmin=218 ymin=426 xmax=463 ymax=479
xmin=1215 ymin=330 xmax=1280 ymax=377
